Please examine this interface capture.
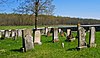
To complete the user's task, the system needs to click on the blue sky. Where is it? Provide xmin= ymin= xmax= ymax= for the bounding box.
xmin=0 ymin=0 xmax=100 ymax=19
xmin=53 ymin=0 xmax=100 ymax=19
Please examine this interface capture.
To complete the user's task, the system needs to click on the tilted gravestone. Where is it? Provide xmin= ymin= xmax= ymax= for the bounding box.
xmin=52 ymin=28 xmax=59 ymax=42
xmin=22 ymin=29 xmax=34 ymax=52
xmin=89 ymin=27 xmax=96 ymax=47
xmin=34 ymin=30 xmax=42 ymax=44
xmin=77 ymin=27 xmax=87 ymax=49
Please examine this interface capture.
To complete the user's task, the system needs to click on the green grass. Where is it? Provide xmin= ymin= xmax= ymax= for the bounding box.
xmin=0 ymin=26 xmax=34 ymax=30
xmin=0 ymin=32 xmax=100 ymax=58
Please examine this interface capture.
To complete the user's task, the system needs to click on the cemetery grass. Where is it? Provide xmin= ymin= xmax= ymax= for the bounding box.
xmin=0 ymin=32 xmax=100 ymax=58
xmin=0 ymin=26 xmax=34 ymax=30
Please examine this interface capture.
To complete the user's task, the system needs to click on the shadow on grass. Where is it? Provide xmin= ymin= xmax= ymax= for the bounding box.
xmin=10 ymin=48 xmax=22 ymax=52
xmin=44 ymin=41 xmax=53 ymax=43
xmin=66 ymin=47 xmax=80 ymax=51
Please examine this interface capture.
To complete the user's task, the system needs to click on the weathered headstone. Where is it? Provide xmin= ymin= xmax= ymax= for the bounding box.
xmin=66 ymin=29 xmax=75 ymax=42
xmin=34 ymin=30 xmax=42 ymax=44
xmin=22 ymin=29 xmax=34 ymax=52
xmin=47 ymin=31 xmax=51 ymax=36
xmin=40 ymin=29 xmax=45 ymax=35
xmin=58 ymin=29 xmax=61 ymax=33
xmin=0 ymin=30 xmax=5 ymax=39
xmin=17 ymin=29 xmax=22 ymax=37
xmin=4 ymin=30 xmax=10 ymax=38
xmin=67 ymin=32 xmax=75 ymax=42
xmin=11 ymin=30 xmax=17 ymax=40
xmin=89 ymin=27 xmax=96 ymax=47
xmin=45 ymin=27 xmax=48 ymax=35
xmin=15 ymin=29 xmax=18 ymax=37
xmin=67 ymin=29 xmax=71 ymax=36
xmin=9 ymin=29 xmax=12 ymax=37
xmin=0 ymin=31 xmax=2 ymax=38
xmin=60 ymin=30 xmax=64 ymax=37
xmin=52 ymin=28 xmax=59 ymax=42
xmin=77 ymin=27 xmax=87 ymax=49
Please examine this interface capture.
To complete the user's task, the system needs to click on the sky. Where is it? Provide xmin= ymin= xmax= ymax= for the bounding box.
xmin=53 ymin=0 xmax=100 ymax=19
xmin=0 ymin=0 xmax=100 ymax=20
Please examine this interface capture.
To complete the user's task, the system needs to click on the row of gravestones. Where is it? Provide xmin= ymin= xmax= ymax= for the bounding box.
xmin=0 ymin=29 xmax=22 ymax=40
xmin=1 ymin=27 xmax=95 ymax=52
xmin=22 ymin=27 xmax=96 ymax=51
xmin=22 ymin=28 xmax=60 ymax=52
xmin=41 ymin=26 xmax=96 ymax=48
xmin=22 ymin=27 xmax=78 ymax=52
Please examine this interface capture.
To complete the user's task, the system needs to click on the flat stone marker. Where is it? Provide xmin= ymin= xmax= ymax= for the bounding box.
xmin=52 ymin=28 xmax=59 ymax=42
xmin=77 ymin=27 xmax=87 ymax=49
xmin=89 ymin=27 xmax=96 ymax=47
xmin=34 ymin=30 xmax=41 ymax=44
xmin=22 ymin=29 xmax=34 ymax=52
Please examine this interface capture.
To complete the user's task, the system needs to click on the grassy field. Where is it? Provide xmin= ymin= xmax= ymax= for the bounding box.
xmin=0 ymin=26 xmax=34 ymax=30
xmin=0 ymin=27 xmax=100 ymax=58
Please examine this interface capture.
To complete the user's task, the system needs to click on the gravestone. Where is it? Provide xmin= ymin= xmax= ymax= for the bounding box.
xmin=58 ymin=29 xmax=61 ymax=33
xmin=40 ymin=29 xmax=45 ymax=35
xmin=0 ymin=30 xmax=5 ymax=39
xmin=0 ymin=31 xmax=1 ymax=38
xmin=22 ymin=29 xmax=34 ymax=52
xmin=66 ymin=29 xmax=75 ymax=42
xmin=77 ymin=27 xmax=87 ymax=49
xmin=4 ymin=30 xmax=10 ymax=38
xmin=89 ymin=27 xmax=96 ymax=47
xmin=45 ymin=27 xmax=48 ymax=35
xmin=52 ymin=28 xmax=59 ymax=42
xmin=67 ymin=29 xmax=71 ymax=36
xmin=11 ymin=30 xmax=17 ymax=40
xmin=67 ymin=32 xmax=75 ymax=42
xmin=47 ymin=31 xmax=51 ymax=36
xmin=9 ymin=29 xmax=12 ymax=37
xmin=60 ymin=30 xmax=64 ymax=37
xmin=15 ymin=29 xmax=18 ymax=37
xmin=17 ymin=29 xmax=22 ymax=37
xmin=34 ymin=30 xmax=41 ymax=44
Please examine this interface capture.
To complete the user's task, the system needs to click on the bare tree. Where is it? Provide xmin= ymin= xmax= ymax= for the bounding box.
xmin=14 ymin=0 xmax=55 ymax=29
